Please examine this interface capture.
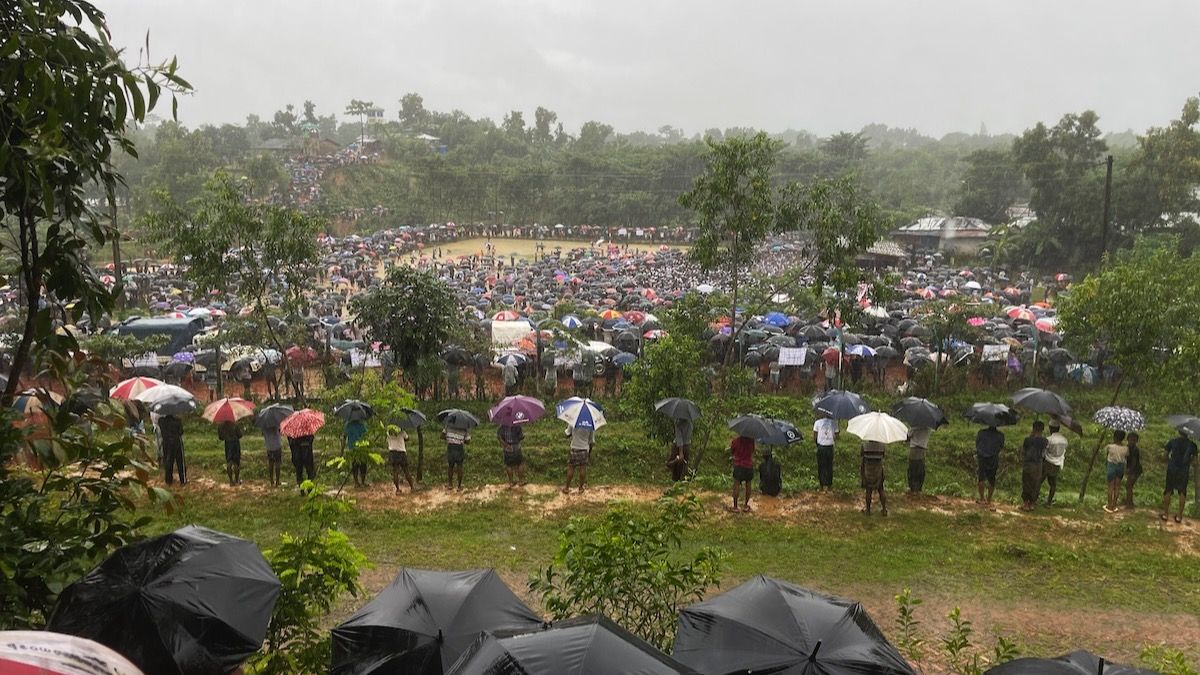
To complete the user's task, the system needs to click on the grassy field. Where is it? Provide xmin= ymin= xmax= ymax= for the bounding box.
xmin=140 ymin=381 xmax=1200 ymax=669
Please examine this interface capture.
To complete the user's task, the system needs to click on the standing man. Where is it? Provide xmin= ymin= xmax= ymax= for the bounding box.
xmin=563 ymin=423 xmax=593 ymax=494
xmin=1162 ymin=429 xmax=1198 ymax=523
xmin=497 ymin=422 xmax=527 ymax=487
xmin=446 ymin=361 xmax=460 ymax=400
xmin=1124 ymin=431 xmax=1143 ymax=509
xmin=906 ymin=426 xmax=931 ymax=494
xmin=1020 ymin=421 xmax=1047 ymax=511
xmin=387 ymin=424 xmax=415 ymax=493
xmin=1042 ymin=423 xmax=1069 ymax=505
xmin=542 ymin=347 xmax=557 ymax=395
xmin=262 ymin=418 xmax=284 ymax=487
xmin=158 ymin=413 xmax=186 ymax=486
xmin=502 ymin=361 xmax=519 ymax=397
xmin=443 ymin=425 xmax=471 ymax=491
xmin=572 ymin=356 xmax=592 ymax=399
xmin=975 ymin=424 xmax=1004 ymax=505
xmin=812 ymin=412 xmax=838 ymax=491
xmin=667 ymin=417 xmax=693 ymax=482
xmin=345 ymin=418 xmax=369 ymax=488
xmin=860 ymin=439 xmax=887 ymax=516
xmin=288 ymin=433 xmax=316 ymax=488
xmin=729 ymin=435 xmax=755 ymax=512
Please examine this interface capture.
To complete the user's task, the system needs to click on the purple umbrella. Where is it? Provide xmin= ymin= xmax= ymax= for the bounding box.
xmin=488 ymin=395 xmax=546 ymax=426
xmin=170 ymin=351 xmax=195 ymax=363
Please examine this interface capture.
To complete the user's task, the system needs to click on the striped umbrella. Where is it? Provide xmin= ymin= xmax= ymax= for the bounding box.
xmin=109 ymin=377 xmax=165 ymax=400
xmin=599 ymin=309 xmax=622 ymax=321
xmin=556 ymin=397 xmax=606 ymax=430
xmin=13 ymin=389 xmax=64 ymax=415
xmin=560 ymin=315 xmax=583 ymax=329
xmin=202 ymin=398 xmax=257 ymax=424
xmin=280 ymin=409 xmax=326 ymax=438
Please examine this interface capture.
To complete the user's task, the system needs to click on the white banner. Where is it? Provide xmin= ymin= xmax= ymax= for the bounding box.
xmin=350 ymin=349 xmax=382 ymax=368
xmin=981 ymin=344 xmax=1009 ymax=362
xmin=490 ymin=320 xmax=532 ymax=348
xmin=778 ymin=347 xmax=807 ymax=366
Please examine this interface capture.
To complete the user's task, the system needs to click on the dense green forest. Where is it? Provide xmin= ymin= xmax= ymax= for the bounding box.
xmin=116 ymin=93 xmax=1200 ymax=269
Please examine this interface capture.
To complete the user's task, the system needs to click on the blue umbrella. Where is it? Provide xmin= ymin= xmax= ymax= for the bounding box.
xmin=556 ymin=397 xmax=606 ymax=430
xmin=612 ymin=352 xmax=638 ymax=366
xmin=763 ymin=311 xmax=790 ymax=328
xmin=561 ymin=315 xmax=583 ymax=329
xmin=847 ymin=344 xmax=876 ymax=358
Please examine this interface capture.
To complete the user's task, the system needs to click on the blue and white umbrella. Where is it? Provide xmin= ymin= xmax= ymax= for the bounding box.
xmin=846 ymin=344 xmax=876 ymax=358
xmin=556 ymin=397 xmax=607 ymax=430
xmin=561 ymin=315 xmax=583 ymax=330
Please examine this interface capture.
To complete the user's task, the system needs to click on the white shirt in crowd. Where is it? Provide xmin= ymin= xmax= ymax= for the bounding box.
xmin=1044 ymin=431 xmax=1069 ymax=467
xmin=813 ymin=418 xmax=838 ymax=446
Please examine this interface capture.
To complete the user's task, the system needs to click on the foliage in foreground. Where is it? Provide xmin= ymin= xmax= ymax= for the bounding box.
xmin=248 ymin=482 xmax=368 ymax=674
xmin=529 ymin=489 xmax=727 ymax=652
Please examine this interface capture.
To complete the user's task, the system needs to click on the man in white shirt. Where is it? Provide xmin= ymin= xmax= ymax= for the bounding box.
xmin=563 ymin=424 xmax=594 ymax=494
xmin=1041 ymin=423 xmax=1069 ymax=505
xmin=812 ymin=413 xmax=839 ymax=491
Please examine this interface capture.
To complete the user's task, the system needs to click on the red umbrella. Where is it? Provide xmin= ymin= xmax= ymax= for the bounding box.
xmin=1006 ymin=306 xmax=1035 ymax=322
xmin=280 ymin=409 xmax=326 ymax=438
xmin=110 ymin=377 xmax=165 ymax=400
xmin=643 ymin=329 xmax=667 ymax=340
xmin=493 ymin=310 xmax=521 ymax=321
xmin=202 ymin=398 xmax=256 ymax=424
xmin=821 ymin=347 xmax=844 ymax=366
xmin=623 ymin=310 xmax=646 ymax=325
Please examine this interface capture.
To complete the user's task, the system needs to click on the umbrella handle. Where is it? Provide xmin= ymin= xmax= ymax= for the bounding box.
xmin=808 ymin=639 xmax=822 ymax=662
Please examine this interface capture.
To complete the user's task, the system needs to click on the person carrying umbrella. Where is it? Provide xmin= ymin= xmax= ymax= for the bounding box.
xmin=443 ymin=424 xmax=471 ymax=492
xmin=386 ymin=424 xmax=414 ymax=494
xmin=159 ymin=414 xmax=186 ymax=486
xmin=729 ymin=435 xmax=755 ymax=512
xmin=256 ymin=404 xmax=293 ymax=488
xmin=497 ymin=422 xmax=526 ymax=487
xmin=1042 ymin=422 xmax=1069 ymax=505
xmin=1162 ymin=426 xmax=1197 ymax=523
xmin=1019 ymin=421 xmax=1047 ymax=511
xmin=345 ymin=418 xmax=369 ymax=488
xmin=1104 ymin=430 xmax=1129 ymax=513
xmin=667 ymin=417 xmax=694 ymax=482
xmin=217 ymin=420 xmax=243 ymax=486
xmin=812 ymin=411 xmax=838 ymax=492
xmin=563 ymin=422 xmax=593 ymax=494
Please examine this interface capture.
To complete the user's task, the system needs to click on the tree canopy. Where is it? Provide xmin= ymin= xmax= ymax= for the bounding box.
xmin=350 ymin=267 xmax=460 ymax=373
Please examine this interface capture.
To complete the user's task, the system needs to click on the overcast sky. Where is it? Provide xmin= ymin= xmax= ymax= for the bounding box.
xmin=99 ymin=0 xmax=1200 ymax=138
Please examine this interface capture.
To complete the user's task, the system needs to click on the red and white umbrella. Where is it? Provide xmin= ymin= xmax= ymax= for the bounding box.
xmin=202 ymin=398 xmax=257 ymax=424
xmin=643 ymin=329 xmax=667 ymax=340
xmin=279 ymin=409 xmax=326 ymax=438
xmin=1006 ymin=306 xmax=1035 ymax=322
xmin=110 ymin=377 xmax=165 ymax=400
xmin=492 ymin=310 xmax=521 ymax=321
xmin=1035 ymin=317 xmax=1058 ymax=333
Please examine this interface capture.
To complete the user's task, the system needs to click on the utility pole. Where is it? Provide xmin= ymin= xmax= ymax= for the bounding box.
xmin=1100 ymin=154 xmax=1113 ymax=258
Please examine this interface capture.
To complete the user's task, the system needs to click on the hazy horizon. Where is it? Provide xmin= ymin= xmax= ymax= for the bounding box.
xmin=98 ymin=0 xmax=1200 ymax=138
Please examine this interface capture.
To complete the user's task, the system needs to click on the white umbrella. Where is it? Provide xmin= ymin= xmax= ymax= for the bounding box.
xmin=133 ymin=384 xmax=195 ymax=406
xmin=847 ymin=412 xmax=909 ymax=444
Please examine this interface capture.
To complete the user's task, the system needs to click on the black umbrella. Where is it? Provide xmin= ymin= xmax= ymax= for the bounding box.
xmin=47 ymin=525 xmax=280 ymax=675
xmin=891 ymin=397 xmax=947 ymax=429
xmin=1165 ymin=414 xmax=1200 ymax=439
xmin=761 ymin=418 xmax=802 ymax=446
xmin=727 ymin=414 xmax=779 ymax=441
xmin=334 ymin=399 xmax=375 ymax=421
xmin=398 ymin=406 xmax=429 ymax=429
xmin=437 ymin=408 xmax=480 ymax=429
xmin=965 ymin=402 xmax=1020 ymax=427
xmin=1043 ymin=348 xmax=1076 ymax=364
xmin=1011 ymin=388 xmax=1072 ymax=416
xmin=448 ymin=615 xmax=695 ymax=675
xmin=985 ymin=650 xmax=1155 ymax=675
xmin=875 ymin=346 xmax=900 ymax=359
xmin=255 ymin=403 xmax=295 ymax=430
xmin=331 ymin=568 xmax=542 ymax=675
xmin=656 ymin=397 xmax=701 ymax=421
xmin=812 ymin=390 xmax=871 ymax=420
xmin=673 ymin=575 xmax=915 ymax=675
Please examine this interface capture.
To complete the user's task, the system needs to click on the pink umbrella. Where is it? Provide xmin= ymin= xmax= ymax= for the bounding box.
xmin=967 ymin=317 xmax=987 ymax=327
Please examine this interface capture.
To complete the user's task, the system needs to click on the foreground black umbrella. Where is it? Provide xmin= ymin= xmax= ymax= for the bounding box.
xmin=437 ymin=408 xmax=480 ymax=429
xmin=255 ymin=403 xmax=295 ymax=430
xmin=985 ymin=650 xmax=1155 ymax=675
xmin=673 ymin=575 xmax=915 ymax=675
xmin=48 ymin=525 xmax=280 ymax=675
xmin=334 ymin=399 xmax=375 ymax=421
xmin=760 ymin=418 xmax=802 ymax=446
xmin=448 ymin=615 xmax=695 ymax=675
xmin=965 ymin=402 xmax=1020 ymax=427
xmin=656 ymin=397 xmax=701 ymax=421
xmin=891 ymin=397 xmax=947 ymax=429
xmin=1011 ymin=388 xmax=1072 ymax=417
xmin=331 ymin=568 xmax=542 ymax=675
xmin=812 ymin=390 xmax=871 ymax=420
xmin=398 ymin=406 xmax=429 ymax=429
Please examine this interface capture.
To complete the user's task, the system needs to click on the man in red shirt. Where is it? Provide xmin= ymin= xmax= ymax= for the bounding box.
xmin=730 ymin=435 xmax=755 ymax=513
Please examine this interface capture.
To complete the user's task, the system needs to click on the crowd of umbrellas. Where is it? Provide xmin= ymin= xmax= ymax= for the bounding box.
xmin=7 ymin=522 xmax=1156 ymax=675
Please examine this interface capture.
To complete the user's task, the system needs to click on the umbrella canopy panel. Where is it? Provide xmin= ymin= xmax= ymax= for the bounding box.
xmin=48 ymin=525 xmax=280 ymax=675
xmin=673 ymin=575 xmax=915 ymax=675
xmin=331 ymin=568 xmax=542 ymax=675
